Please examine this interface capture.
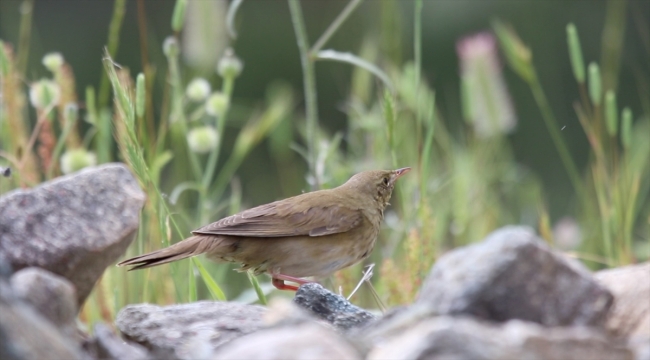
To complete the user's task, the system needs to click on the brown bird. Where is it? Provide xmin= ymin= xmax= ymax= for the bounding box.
xmin=118 ymin=167 xmax=410 ymax=290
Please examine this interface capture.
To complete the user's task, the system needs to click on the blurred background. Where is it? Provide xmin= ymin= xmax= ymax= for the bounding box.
xmin=1 ymin=0 xmax=648 ymax=322
xmin=2 ymin=0 xmax=647 ymax=212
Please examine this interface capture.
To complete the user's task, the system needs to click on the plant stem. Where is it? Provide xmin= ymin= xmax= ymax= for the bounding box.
xmin=529 ymin=75 xmax=585 ymax=200
xmin=16 ymin=0 xmax=34 ymax=76
xmin=136 ymin=0 xmax=156 ymax=156
xmin=414 ymin=0 xmax=423 ymax=85
xmin=199 ymin=76 xmax=235 ymax=224
xmin=309 ymin=0 xmax=364 ymax=56
xmin=600 ymin=0 xmax=627 ymax=92
xmin=288 ymin=0 xmax=320 ymax=189
xmin=167 ymin=50 xmax=202 ymax=182
xmin=98 ymin=0 xmax=127 ymax=108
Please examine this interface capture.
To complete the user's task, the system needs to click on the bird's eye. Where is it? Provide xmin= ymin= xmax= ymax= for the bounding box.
xmin=382 ymin=177 xmax=389 ymax=185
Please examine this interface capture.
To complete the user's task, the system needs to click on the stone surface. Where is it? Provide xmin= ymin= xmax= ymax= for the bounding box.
xmin=85 ymin=323 xmax=150 ymax=360
xmin=0 ymin=278 xmax=83 ymax=360
xmin=116 ymin=301 xmax=266 ymax=359
xmin=0 ymin=163 xmax=145 ymax=305
xmin=417 ymin=226 xmax=613 ymax=327
xmin=211 ymin=323 xmax=361 ymax=360
xmin=294 ymin=283 xmax=376 ymax=331
xmin=595 ymin=263 xmax=650 ymax=339
xmin=595 ymin=262 xmax=650 ymax=360
xmin=367 ymin=316 xmax=633 ymax=360
xmin=263 ymin=297 xmax=324 ymax=328
xmin=10 ymin=267 xmax=77 ymax=338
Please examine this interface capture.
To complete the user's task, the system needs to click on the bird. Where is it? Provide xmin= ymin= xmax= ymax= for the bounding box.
xmin=118 ymin=167 xmax=410 ymax=291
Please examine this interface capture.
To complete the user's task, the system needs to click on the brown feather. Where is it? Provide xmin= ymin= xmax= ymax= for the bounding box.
xmin=117 ymin=168 xmax=411 ymax=285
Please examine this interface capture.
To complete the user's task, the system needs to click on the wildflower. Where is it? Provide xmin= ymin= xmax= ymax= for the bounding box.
xmin=42 ymin=52 xmax=64 ymax=72
xmin=61 ymin=149 xmax=97 ymax=174
xmin=29 ymin=79 xmax=60 ymax=109
xmin=457 ymin=32 xmax=516 ymax=138
xmin=205 ymin=92 xmax=229 ymax=117
xmin=186 ymin=78 xmax=211 ymax=102
xmin=163 ymin=37 xmax=179 ymax=58
xmin=187 ymin=126 xmax=218 ymax=154
xmin=217 ymin=48 xmax=243 ymax=79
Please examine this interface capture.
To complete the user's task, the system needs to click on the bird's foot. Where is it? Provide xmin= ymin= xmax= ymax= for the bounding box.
xmin=271 ymin=273 xmax=311 ymax=291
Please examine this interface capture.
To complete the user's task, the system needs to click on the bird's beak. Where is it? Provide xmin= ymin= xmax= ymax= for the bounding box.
xmin=390 ymin=167 xmax=411 ymax=184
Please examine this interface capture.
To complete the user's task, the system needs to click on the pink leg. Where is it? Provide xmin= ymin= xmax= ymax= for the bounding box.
xmin=272 ymin=278 xmax=299 ymax=291
xmin=271 ymin=273 xmax=312 ymax=291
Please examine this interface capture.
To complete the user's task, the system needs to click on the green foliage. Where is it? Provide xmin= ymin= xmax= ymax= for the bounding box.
xmin=0 ymin=0 xmax=647 ymax=323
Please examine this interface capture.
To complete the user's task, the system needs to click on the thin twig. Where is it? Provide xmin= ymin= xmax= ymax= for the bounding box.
xmin=309 ymin=0 xmax=364 ymax=57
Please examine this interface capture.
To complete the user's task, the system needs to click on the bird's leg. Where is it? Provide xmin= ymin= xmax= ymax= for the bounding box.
xmin=272 ymin=278 xmax=299 ymax=291
xmin=271 ymin=273 xmax=311 ymax=291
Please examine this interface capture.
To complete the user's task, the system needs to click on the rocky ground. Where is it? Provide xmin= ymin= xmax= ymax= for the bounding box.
xmin=0 ymin=163 xmax=648 ymax=360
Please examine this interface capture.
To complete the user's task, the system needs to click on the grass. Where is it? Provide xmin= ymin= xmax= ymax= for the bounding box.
xmin=0 ymin=0 xmax=648 ymax=327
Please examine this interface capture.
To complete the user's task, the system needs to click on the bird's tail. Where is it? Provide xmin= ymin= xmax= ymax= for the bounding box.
xmin=117 ymin=235 xmax=214 ymax=270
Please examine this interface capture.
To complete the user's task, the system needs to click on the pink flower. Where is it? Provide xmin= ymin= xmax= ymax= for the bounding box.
xmin=457 ymin=32 xmax=516 ymax=138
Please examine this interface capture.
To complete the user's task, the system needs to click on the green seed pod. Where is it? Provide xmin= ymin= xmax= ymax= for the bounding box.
xmin=42 ymin=52 xmax=64 ymax=73
xmin=29 ymin=79 xmax=60 ymax=109
xmin=604 ymin=90 xmax=618 ymax=136
xmin=187 ymin=126 xmax=218 ymax=154
xmin=186 ymin=78 xmax=211 ymax=102
xmin=620 ymin=107 xmax=632 ymax=149
xmin=566 ymin=24 xmax=585 ymax=84
xmin=217 ymin=49 xmax=243 ymax=79
xmin=163 ymin=37 xmax=179 ymax=58
xmin=588 ymin=63 xmax=602 ymax=106
xmin=205 ymin=92 xmax=230 ymax=117
xmin=136 ymin=73 xmax=146 ymax=118
xmin=492 ymin=20 xmax=534 ymax=83
xmin=85 ymin=86 xmax=97 ymax=125
xmin=171 ymin=0 xmax=188 ymax=32
xmin=64 ymin=102 xmax=78 ymax=124
xmin=61 ymin=148 xmax=97 ymax=174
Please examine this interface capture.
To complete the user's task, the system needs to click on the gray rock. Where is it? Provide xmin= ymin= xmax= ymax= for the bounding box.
xmin=367 ymin=316 xmax=633 ymax=360
xmin=0 ymin=163 xmax=145 ymax=305
xmin=294 ymin=283 xmax=376 ymax=331
xmin=86 ymin=323 xmax=150 ymax=360
xmin=417 ymin=226 xmax=613 ymax=327
xmin=595 ymin=262 xmax=650 ymax=360
xmin=0 ymin=279 xmax=83 ymax=360
xmin=263 ymin=298 xmax=325 ymax=328
xmin=0 ymin=253 xmax=12 ymax=279
xmin=10 ymin=267 xmax=78 ymax=338
xmin=116 ymin=301 xmax=266 ymax=359
xmin=212 ymin=323 xmax=361 ymax=360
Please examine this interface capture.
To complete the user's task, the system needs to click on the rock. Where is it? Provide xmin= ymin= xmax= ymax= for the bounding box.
xmin=0 ymin=278 xmax=83 ymax=360
xmin=85 ymin=323 xmax=150 ymax=360
xmin=0 ymin=163 xmax=145 ymax=305
xmin=0 ymin=253 xmax=12 ymax=279
xmin=351 ymin=304 xmax=437 ymax=353
xmin=294 ymin=283 xmax=376 ymax=331
xmin=417 ymin=226 xmax=613 ymax=327
xmin=263 ymin=298 xmax=323 ymax=328
xmin=116 ymin=301 xmax=266 ymax=359
xmin=10 ymin=267 xmax=77 ymax=338
xmin=367 ymin=316 xmax=633 ymax=360
xmin=211 ymin=323 xmax=361 ymax=360
xmin=595 ymin=262 xmax=650 ymax=359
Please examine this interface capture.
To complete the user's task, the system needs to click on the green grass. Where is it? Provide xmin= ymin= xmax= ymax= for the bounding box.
xmin=0 ymin=0 xmax=648 ymax=327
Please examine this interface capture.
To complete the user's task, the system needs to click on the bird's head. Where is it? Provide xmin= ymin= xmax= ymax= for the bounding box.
xmin=342 ymin=167 xmax=411 ymax=209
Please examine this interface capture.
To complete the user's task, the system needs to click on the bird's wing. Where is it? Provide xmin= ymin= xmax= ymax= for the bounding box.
xmin=191 ymin=197 xmax=363 ymax=238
